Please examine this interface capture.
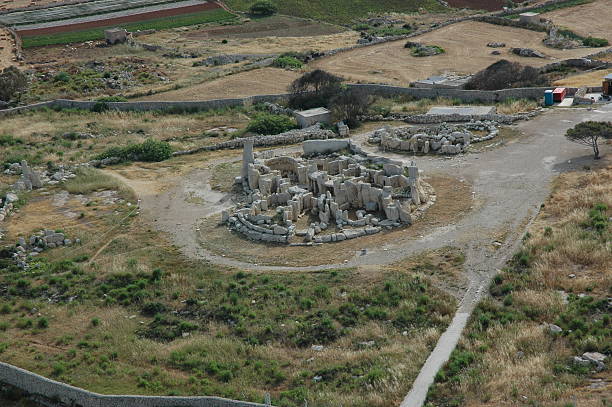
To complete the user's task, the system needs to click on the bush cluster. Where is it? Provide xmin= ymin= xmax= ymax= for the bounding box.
xmin=246 ymin=113 xmax=296 ymax=135
xmin=96 ymin=139 xmax=172 ymax=163
xmin=249 ymin=0 xmax=277 ymax=16
xmin=272 ymin=56 xmax=303 ymax=69
xmin=582 ymin=37 xmax=609 ymax=47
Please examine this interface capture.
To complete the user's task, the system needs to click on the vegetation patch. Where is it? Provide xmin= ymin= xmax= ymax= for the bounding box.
xmin=426 ymin=167 xmax=611 ymax=407
xmin=21 ymin=9 xmax=236 ymax=48
xmin=96 ymin=139 xmax=172 ymax=163
xmin=245 ymin=112 xmax=297 ymax=135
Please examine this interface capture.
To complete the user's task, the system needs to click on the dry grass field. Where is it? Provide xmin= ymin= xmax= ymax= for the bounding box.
xmin=553 ymin=68 xmax=612 ymax=87
xmin=541 ymin=0 xmax=612 ymax=40
xmin=427 ymin=165 xmax=612 ymax=407
xmin=312 ymin=21 xmax=603 ymax=86
xmin=135 ymin=67 xmax=301 ymax=101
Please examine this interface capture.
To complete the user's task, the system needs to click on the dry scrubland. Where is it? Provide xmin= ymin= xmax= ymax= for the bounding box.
xmin=540 ymin=0 xmax=612 ymax=41
xmin=427 ymin=165 xmax=611 ymax=406
xmin=312 ymin=21 xmax=602 ymax=86
xmin=135 ymin=67 xmax=301 ymax=101
xmin=0 ymin=108 xmax=256 ymax=168
xmin=0 ymin=153 xmax=461 ymax=407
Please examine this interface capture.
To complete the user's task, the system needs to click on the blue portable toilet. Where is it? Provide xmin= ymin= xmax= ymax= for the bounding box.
xmin=544 ymin=90 xmax=554 ymax=106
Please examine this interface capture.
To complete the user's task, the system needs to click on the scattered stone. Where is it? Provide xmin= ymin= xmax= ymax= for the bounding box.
xmin=311 ymin=345 xmax=324 ymax=351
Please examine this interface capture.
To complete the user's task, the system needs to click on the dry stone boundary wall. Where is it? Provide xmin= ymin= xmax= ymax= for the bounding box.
xmin=0 ymin=361 xmax=269 ymax=407
xmin=0 ymin=83 xmax=557 ymax=119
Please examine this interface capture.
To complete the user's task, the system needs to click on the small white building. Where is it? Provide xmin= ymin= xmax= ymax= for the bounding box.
xmin=104 ymin=28 xmax=128 ymax=45
xmin=519 ymin=12 xmax=541 ymax=25
xmin=294 ymin=107 xmax=331 ymax=128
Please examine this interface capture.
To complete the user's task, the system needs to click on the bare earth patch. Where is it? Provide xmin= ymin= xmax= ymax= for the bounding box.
xmin=197 ymin=174 xmax=473 ymax=267
xmin=312 ymin=21 xmax=603 ymax=86
xmin=540 ymin=0 xmax=612 ymax=40
xmin=135 ymin=67 xmax=300 ymax=101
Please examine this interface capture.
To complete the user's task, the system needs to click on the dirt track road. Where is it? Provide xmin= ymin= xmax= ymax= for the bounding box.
xmin=113 ymin=104 xmax=612 ymax=406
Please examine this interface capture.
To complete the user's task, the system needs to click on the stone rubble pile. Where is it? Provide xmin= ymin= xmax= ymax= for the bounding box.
xmin=573 ymin=352 xmax=607 ymax=372
xmin=369 ymin=121 xmax=499 ymax=155
xmin=221 ymin=138 xmax=433 ymax=244
xmin=5 ymin=161 xmax=77 ymax=190
xmin=358 ymin=111 xmax=541 ymax=124
xmin=510 ymin=47 xmax=546 ymax=58
xmin=13 ymin=229 xmax=80 ymax=269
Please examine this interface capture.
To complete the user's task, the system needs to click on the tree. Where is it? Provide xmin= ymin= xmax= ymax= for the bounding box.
xmin=0 ymin=66 xmax=28 ymax=103
xmin=330 ymin=86 xmax=370 ymax=127
xmin=249 ymin=0 xmax=278 ymax=16
xmin=465 ymin=60 xmax=546 ymax=90
xmin=565 ymin=121 xmax=612 ymax=159
xmin=288 ymin=69 xmax=343 ymax=109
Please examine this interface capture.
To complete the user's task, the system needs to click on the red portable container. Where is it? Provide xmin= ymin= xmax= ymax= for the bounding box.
xmin=553 ymin=87 xmax=567 ymax=102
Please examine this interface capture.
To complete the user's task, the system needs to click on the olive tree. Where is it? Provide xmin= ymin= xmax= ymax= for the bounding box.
xmin=565 ymin=121 xmax=612 ymax=159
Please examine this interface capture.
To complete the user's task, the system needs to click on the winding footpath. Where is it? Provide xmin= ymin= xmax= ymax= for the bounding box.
xmin=115 ymin=105 xmax=612 ymax=407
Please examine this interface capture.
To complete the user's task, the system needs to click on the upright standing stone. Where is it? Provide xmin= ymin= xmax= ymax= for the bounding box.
xmin=241 ymin=138 xmax=255 ymax=188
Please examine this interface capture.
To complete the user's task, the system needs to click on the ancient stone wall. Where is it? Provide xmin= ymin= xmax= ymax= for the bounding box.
xmin=0 ymin=361 xmax=269 ymax=407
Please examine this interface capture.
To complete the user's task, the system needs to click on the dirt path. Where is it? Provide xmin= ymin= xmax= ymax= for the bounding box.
xmin=113 ymin=104 xmax=612 ymax=405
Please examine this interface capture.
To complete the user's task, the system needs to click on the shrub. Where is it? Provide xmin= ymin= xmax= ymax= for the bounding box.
xmin=249 ymin=0 xmax=277 ymax=16
xmin=54 ymin=72 xmax=71 ymax=83
xmin=37 ymin=317 xmax=49 ymax=329
xmin=272 ymin=56 xmax=303 ymax=69
xmin=97 ymin=139 xmax=172 ymax=163
xmin=91 ymin=317 xmax=101 ymax=327
xmin=246 ymin=113 xmax=296 ymax=135
xmin=583 ymin=37 xmax=609 ymax=47
xmin=288 ymin=69 xmax=344 ymax=109
xmin=0 ymin=66 xmax=28 ymax=103
xmin=0 ymin=135 xmax=23 ymax=146
xmin=465 ymin=60 xmax=547 ymax=90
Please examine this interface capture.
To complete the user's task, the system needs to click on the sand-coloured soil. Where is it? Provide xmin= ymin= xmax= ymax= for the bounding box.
xmin=541 ymin=0 xmax=611 ymax=40
xmin=135 ymin=67 xmax=300 ymax=101
xmin=311 ymin=21 xmax=602 ymax=86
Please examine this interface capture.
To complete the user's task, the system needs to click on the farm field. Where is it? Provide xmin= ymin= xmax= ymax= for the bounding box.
xmin=224 ymin=0 xmax=447 ymax=24
xmin=20 ymin=7 xmax=235 ymax=48
xmin=445 ymin=0 xmax=505 ymax=11
xmin=0 ymin=0 xmax=59 ymax=12
xmin=553 ymin=69 xmax=612 ymax=87
xmin=135 ymin=67 xmax=301 ymax=101
xmin=540 ymin=0 xmax=612 ymax=41
xmin=311 ymin=21 xmax=603 ymax=86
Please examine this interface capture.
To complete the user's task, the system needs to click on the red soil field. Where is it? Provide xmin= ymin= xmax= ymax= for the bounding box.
xmin=16 ymin=1 xmax=222 ymax=37
xmin=446 ymin=0 xmax=506 ymax=11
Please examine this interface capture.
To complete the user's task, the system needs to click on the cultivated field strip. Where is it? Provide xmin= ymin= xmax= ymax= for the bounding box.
xmin=0 ymin=0 xmax=189 ymax=26
xmin=12 ymin=0 xmax=211 ymax=31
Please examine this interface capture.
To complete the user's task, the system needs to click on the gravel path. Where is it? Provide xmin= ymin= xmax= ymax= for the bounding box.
xmin=112 ymin=105 xmax=612 ymax=406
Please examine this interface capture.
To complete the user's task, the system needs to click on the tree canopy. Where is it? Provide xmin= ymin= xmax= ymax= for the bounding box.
xmin=565 ymin=121 xmax=612 ymax=159
xmin=288 ymin=69 xmax=343 ymax=109
xmin=249 ymin=1 xmax=278 ymax=16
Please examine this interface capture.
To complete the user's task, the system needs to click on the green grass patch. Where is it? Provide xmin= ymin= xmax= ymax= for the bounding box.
xmin=225 ymin=0 xmax=445 ymax=24
xmin=21 ymin=8 xmax=235 ymax=48
xmin=63 ymin=167 xmax=134 ymax=199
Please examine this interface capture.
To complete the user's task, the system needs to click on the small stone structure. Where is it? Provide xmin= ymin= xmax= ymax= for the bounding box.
xmin=104 ymin=28 xmax=128 ymax=45
xmin=221 ymin=139 xmax=433 ymax=244
xmin=369 ymin=121 xmax=500 ymax=155
xmin=519 ymin=12 xmax=541 ymax=25
xmin=294 ymin=107 xmax=331 ymax=128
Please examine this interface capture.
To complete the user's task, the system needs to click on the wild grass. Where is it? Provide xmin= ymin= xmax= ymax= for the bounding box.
xmin=426 ymin=167 xmax=611 ymax=407
xmin=63 ymin=167 xmax=134 ymax=199
xmin=0 ymin=192 xmax=460 ymax=407
xmin=369 ymin=96 xmax=539 ymax=116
